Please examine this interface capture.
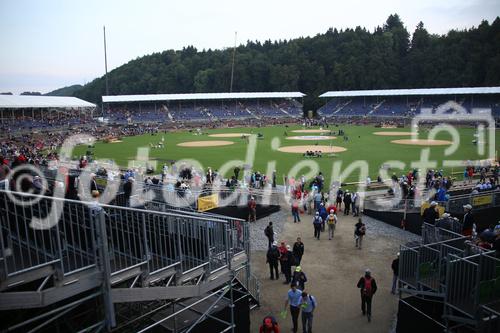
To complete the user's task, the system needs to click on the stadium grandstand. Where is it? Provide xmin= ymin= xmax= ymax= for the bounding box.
xmin=318 ymin=87 xmax=500 ymax=119
xmin=101 ymin=92 xmax=305 ymax=124
xmin=0 ymin=95 xmax=96 ymax=132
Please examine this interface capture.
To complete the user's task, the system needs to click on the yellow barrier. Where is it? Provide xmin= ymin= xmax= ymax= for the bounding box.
xmin=472 ymin=195 xmax=493 ymax=206
xmin=197 ymin=194 xmax=219 ymax=212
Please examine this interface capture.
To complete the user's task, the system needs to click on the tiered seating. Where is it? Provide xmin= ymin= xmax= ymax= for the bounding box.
xmin=103 ymin=99 xmax=303 ymax=123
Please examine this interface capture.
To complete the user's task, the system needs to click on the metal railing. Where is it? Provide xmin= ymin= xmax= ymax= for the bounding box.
xmin=446 ymin=251 xmax=500 ymax=318
xmin=422 ymin=223 xmax=464 ymax=244
xmin=446 ymin=190 xmax=500 ymax=213
xmin=0 ymin=190 xmax=244 ymax=287
xmin=399 ymin=226 xmax=468 ymax=294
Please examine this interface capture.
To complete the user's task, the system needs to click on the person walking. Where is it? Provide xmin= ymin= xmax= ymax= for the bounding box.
xmin=391 ymin=252 xmax=400 ymax=294
xmin=462 ymin=204 xmax=475 ymax=237
xmin=357 ymin=269 xmax=378 ymax=322
xmin=312 ymin=212 xmax=323 ymax=240
xmin=354 ymin=218 xmax=366 ymax=249
xmin=266 ymin=241 xmax=280 ymax=280
xmin=282 ymin=245 xmax=294 ymax=284
xmin=278 ymin=241 xmax=288 ymax=281
xmin=352 ymin=192 xmax=360 ymax=216
xmin=292 ymin=237 xmax=304 ymax=266
xmin=327 ymin=210 xmax=337 ymax=240
xmin=248 ymin=196 xmax=257 ymax=222
xmin=292 ymin=266 xmax=307 ymax=290
xmin=335 ymin=187 xmax=343 ymax=212
xmin=265 ymin=222 xmax=275 ymax=249
xmin=284 ymin=284 xmax=302 ymax=333
xmin=259 ymin=316 xmax=280 ymax=333
xmin=292 ymin=199 xmax=301 ymax=223
xmin=318 ymin=202 xmax=328 ymax=232
xmin=300 ymin=291 xmax=316 ymax=333
xmin=343 ymin=190 xmax=352 ymax=215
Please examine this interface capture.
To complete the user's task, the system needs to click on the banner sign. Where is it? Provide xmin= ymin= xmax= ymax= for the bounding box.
xmin=472 ymin=195 xmax=493 ymax=206
xmin=197 ymin=194 xmax=219 ymax=212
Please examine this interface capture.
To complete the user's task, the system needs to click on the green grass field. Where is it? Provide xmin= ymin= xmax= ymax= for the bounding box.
xmin=73 ymin=124 xmax=499 ymax=186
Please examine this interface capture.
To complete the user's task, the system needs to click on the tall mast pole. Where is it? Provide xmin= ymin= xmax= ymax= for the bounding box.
xmin=229 ymin=31 xmax=237 ymax=93
xmin=103 ymin=26 xmax=109 ymax=96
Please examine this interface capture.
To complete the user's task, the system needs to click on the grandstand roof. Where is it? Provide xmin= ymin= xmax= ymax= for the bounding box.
xmin=102 ymin=92 xmax=305 ymax=103
xmin=319 ymin=87 xmax=500 ymax=98
xmin=0 ymin=95 xmax=96 ymax=109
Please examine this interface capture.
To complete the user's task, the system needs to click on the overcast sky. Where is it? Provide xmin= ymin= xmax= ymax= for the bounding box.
xmin=0 ymin=0 xmax=498 ymax=94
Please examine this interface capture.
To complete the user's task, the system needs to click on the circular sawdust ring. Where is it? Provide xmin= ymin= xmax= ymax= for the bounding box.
xmin=286 ymin=135 xmax=337 ymax=140
xmin=373 ymin=131 xmax=414 ymax=136
xmin=391 ymin=139 xmax=453 ymax=146
xmin=277 ymin=145 xmax=347 ymax=153
xmin=291 ymin=129 xmax=331 ymax=133
xmin=177 ymin=140 xmax=235 ymax=147
xmin=208 ymin=133 xmax=251 ymax=138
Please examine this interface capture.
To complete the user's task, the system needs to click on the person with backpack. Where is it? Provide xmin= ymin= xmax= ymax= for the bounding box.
xmin=300 ymin=291 xmax=316 ymax=333
xmin=327 ymin=211 xmax=337 ymax=240
xmin=318 ymin=202 xmax=328 ymax=232
xmin=312 ymin=212 xmax=323 ymax=240
xmin=264 ymin=222 xmax=275 ymax=249
xmin=266 ymin=241 xmax=280 ymax=280
xmin=292 ymin=237 xmax=304 ymax=265
xmin=357 ymin=269 xmax=378 ymax=322
xmin=259 ymin=315 xmax=280 ymax=333
xmin=354 ymin=218 xmax=366 ymax=249
xmin=284 ymin=283 xmax=302 ymax=333
xmin=291 ymin=266 xmax=307 ymax=290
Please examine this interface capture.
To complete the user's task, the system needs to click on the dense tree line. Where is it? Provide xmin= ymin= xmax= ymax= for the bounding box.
xmin=45 ymin=84 xmax=82 ymax=96
xmin=72 ymin=15 xmax=500 ymax=110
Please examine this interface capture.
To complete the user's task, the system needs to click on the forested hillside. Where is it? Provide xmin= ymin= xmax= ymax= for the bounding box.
xmin=74 ymin=15 xmax=500 ymax=110
xmin=46 ymin=84 xmax=83 ymax=96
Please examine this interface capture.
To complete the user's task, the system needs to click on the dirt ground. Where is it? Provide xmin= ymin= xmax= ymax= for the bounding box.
xmin=291 ymin=129 xmax=331 ymax=133
xmin=390 ymin=139 xmax=453 ymax=146
xmin=249 ymin=212 xmax=403 ymax=333
xmin=277 ymin=145 xmax=347 ymax=153
xmin=208 ymin=133 xmax=251 ymax=138
xmin=286 ymin=136 xmax=337 ymax=140
xmin=372 ymin=131 xmax=414 ymax=136
xmin=176 ymin=140 xmax=234 ymax=147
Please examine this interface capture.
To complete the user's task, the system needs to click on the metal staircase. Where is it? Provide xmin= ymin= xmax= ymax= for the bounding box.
xmin=0 ymin=190 xmax=256 ymax=332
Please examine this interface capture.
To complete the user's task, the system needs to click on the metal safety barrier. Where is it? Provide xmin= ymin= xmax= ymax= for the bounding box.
xmin=0 ymin=190 xmax=245 ymax=290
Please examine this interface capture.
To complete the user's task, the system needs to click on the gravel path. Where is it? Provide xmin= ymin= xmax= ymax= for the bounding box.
xmin=249 ymin=208 xmax=289 ymax=251
xmin=362 ymin=214 xmax=421 ymax=245
xmin=249 ymin=209 xmax=421 ymax=252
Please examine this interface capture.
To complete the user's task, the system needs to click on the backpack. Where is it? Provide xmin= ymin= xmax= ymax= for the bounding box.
xmin=309 ymin=295 xmax=316 ymax=309
xmin=327 ymin=214 xmax=336 ymax=225
xmin=363 ymin=277 xmax=373 ymax=297
xmin=313 ymin=216 xmax=322 ymax=224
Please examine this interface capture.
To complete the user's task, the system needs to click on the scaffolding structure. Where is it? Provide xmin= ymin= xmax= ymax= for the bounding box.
xmin=0 ymin=189 xmax=259 ymax=332
xmin=398 ymin=223 xmax=500 ymax=332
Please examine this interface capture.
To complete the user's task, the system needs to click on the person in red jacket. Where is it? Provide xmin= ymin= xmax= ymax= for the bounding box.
xmin=259 ymin=316 xmax=280 ymax=333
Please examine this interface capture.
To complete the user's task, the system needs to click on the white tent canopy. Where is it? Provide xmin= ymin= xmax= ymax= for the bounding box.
xmin=102 ymin=92 xmax=305 ymax=103
xmin=319 ymin=87 xmax=500 ymax=98
xmin=0 ymin=95 xmax=96 ymax=109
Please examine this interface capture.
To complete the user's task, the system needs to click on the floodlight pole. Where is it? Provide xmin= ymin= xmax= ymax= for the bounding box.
xmin=229 ymin=31 xmax=237 ymax=93
xmin=103 ymin=26 xmax=110 ymax=97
